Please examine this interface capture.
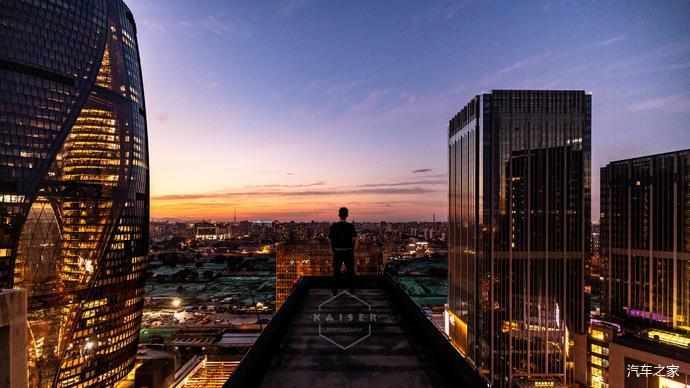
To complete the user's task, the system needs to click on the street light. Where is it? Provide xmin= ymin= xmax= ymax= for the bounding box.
xmin=171 ymin=298 xmax=181 ymax=308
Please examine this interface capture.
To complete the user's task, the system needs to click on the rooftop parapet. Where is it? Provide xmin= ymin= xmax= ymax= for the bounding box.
xmin=224 ymin=276 xmax=487 ymax=388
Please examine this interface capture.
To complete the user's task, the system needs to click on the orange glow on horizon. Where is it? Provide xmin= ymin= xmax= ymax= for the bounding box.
xmin=151 ymin=189 xmax=446 ymax=221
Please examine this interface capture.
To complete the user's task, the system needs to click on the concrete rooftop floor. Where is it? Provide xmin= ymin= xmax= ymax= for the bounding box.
xmin=257 ymin=286 xmax=450 ymax=388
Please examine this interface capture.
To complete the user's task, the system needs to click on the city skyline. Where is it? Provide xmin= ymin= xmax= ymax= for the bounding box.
xmin=127 ymin=0 xmax=690 ymax=221
xmin=2 ymin=1 xmax=688 ymax=387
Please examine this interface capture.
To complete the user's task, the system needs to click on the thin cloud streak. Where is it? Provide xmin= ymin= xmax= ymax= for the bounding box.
xmin=585 ymin=34 xmax=624 ymax=49
xmin=628 ymin=94 xmax=690 ymax=113
xmin=482 ymin=35 xmax=625 ymax=86
xmin=245 ymin=181 xmax=326 ymax=188
xmin=420 ymin=0 xmax=472 ymax=21
xmin=153 ymin=186 xmax=441 ymax=201
xmin=279 ymin=0 xmax=321 ymax=17
xmin=235 ymin=169 xmax=296 ymax=176
xmin=481 ymin=52 xmax=552 ymax=85
xmin=141 ymin=16 xmax=248 ymax=40
xmin=355 ymin=179 xmax=446 ymax=188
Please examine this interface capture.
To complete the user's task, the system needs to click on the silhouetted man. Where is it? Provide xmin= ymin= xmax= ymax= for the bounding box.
xmin=328 ymin=207 xmax=357 ymax=295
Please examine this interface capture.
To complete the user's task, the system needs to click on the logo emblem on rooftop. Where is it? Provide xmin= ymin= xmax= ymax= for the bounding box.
xmin=312 ymin=291 xmax=377 ymax=350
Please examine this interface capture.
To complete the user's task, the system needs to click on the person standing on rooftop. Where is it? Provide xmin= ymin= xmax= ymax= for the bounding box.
xmin=328 ymin=207 xmax=357 ymax=295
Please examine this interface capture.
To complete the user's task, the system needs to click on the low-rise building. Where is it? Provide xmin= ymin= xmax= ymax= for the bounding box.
xmin=0 ymin=288 xmax=27 ymax=388
xmin=587 ymin=320 xmax=690 ymax=387
xmin=275 ymin=242 xmax=382 ymax=309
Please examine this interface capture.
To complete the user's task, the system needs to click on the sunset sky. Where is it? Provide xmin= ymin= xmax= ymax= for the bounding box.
xmin=127 ymin=0 xmax=690 ymax=222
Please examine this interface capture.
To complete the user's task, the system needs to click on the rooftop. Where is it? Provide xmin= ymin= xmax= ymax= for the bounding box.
xmin=615 ymin=331 xmax=690 ymax=364
xmin=224 ymin=276 xmax=486 ymax=388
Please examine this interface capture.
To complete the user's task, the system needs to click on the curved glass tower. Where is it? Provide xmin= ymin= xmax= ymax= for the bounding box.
xmin=0 ymin=0 xmax=149 ymax=386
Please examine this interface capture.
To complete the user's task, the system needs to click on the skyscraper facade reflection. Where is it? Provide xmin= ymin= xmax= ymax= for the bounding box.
xmin=589 ymin=149 xmax=690 ymax=388
xmin=447 ymin=90 xmax=591 ymax=386
xmin=0 ymin=0 xmax=149 ymax=385
xmin=600 ymin=150 xmax=690 ymax=329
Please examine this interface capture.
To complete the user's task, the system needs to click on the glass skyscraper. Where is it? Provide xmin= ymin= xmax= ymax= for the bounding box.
xmin=586 ymin=149 xmax=690 ymax=388
xmin=447 ymin=90 xmax=591 ymax=386
xmin=0 ymin=0 xmax=149 ymax=386
xmin=599 ymin=149 xmax=690 ymax=330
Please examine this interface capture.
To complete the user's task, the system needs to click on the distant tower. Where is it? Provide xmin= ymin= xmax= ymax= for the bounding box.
xmin=433 ymin=213 xmax=436 ymax=222
xmin=234 ymin=208 xmax=237 ymax=223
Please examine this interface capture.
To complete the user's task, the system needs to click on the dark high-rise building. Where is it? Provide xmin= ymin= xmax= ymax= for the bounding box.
xmin=0 ymin=1 xmax=149 ymax=386
xmin=447 ymin=90 xmax=591 ymax=386
xmin=587 ymin=150 xmax=690 ymax=388
xmin=600 ymin=150 xmax=690 ymax=329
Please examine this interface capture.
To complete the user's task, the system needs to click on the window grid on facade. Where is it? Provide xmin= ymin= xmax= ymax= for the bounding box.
xmin=0 ymin=1 xmax=149 ymax=386
xmin=448 ymin=90 xmax=591 ymax=387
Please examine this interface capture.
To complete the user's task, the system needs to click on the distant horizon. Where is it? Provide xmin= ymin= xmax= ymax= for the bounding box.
xmin=128 ymin=0 xmax=690 ymax=222
xmin=151 ymin=216 xmax=448 ymax=223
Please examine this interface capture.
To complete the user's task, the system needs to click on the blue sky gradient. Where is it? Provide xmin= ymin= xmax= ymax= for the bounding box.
xmin=128 ymin=0 xmax=690 ymax=221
